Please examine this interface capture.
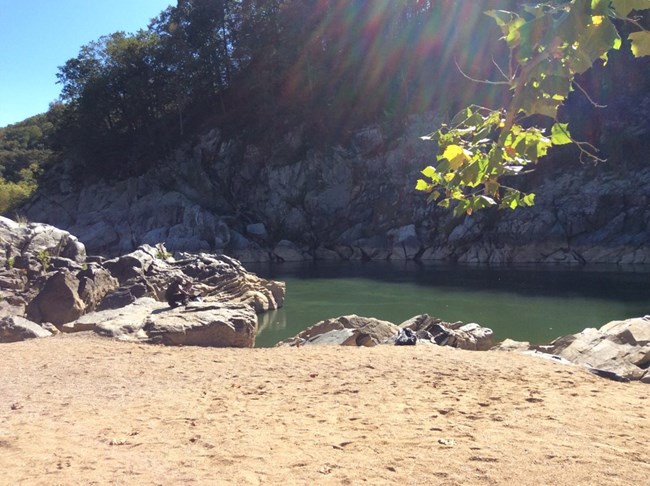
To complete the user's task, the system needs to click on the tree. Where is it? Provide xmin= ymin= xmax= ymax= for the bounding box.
xmin=0 ymin=114 xmax=53 ymax=214
xmin=416 ymin=0 xmax=650 ymax=216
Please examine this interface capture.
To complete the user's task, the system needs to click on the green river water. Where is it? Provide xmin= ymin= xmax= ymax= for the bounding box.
xmin=245 ymin=262 xmax=650 ymax=348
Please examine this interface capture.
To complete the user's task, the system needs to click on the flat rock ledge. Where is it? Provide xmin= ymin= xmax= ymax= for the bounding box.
xmin=75 ymin=298 xmax=258 ymax=347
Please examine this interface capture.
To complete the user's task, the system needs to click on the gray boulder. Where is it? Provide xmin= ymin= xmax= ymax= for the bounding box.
xmin=272 ymin=240 xmax=305 ymax=262
xmin=143 ymin=302 xmax=257 ymax=347
xmin=278 ymin=315 xmax=399 ymax=347
xmin=25 ymin=270 xmax=86 ymax=326
xmin=227 ymin=231 xmax=270 ymax=263
xmin=491 ymin=339 xmax=531 ymax=352
xmin=541 ymin=316 xmax=650 ymax=381
xmin=77 ymin=264 xmax=119 ymax=312
xmin=0 ymin=316 xmax=52 ymax=342
xmin=354 ymin=235 xmax=391 ymax=261
xmin=388 ymin=224 xmax=421 ymax=260
xmin=103 ymin=246 xmax=158 ymax=283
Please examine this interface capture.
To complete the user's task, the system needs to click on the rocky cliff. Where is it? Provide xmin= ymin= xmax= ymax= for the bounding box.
xmin=23 ymin=104 xmax=650 ymax=264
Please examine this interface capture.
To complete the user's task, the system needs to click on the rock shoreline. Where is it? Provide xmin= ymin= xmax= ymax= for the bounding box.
xmin=1 ymin=216 xmax=648 ymax=382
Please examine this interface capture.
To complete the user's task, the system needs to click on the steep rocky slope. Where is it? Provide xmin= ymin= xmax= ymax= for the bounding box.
xmin=22 ymin=103 xmax=650 ymax=264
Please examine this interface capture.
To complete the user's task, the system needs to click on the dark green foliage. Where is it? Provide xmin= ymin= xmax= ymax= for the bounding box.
xmin=7 ymin=0 xmax=649 ymax=196
xmin=0 ymin=114 xmax=54 ymax=214
xmin=49 ymin=0 xmax=523 ymax=178
xmin=416 ymin=0 xmax=650 ymax=214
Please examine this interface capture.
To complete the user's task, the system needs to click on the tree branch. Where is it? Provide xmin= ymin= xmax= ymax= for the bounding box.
xmin=454 ymin=59 xmax=511 ymax=85
xmin=573 ymin=80 xmax=607 ymax=108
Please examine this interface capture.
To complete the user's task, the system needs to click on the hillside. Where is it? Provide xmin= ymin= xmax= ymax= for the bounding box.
xmin=3 ymin=1 xmax=650 ymax=263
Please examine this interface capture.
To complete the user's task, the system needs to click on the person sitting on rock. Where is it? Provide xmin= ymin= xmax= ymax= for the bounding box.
xmin=165 ymin=276 xmax=194 ymax=308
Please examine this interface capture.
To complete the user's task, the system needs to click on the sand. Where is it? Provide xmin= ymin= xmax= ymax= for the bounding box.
xmin=1 ymin=332 xmax=648 ymax=485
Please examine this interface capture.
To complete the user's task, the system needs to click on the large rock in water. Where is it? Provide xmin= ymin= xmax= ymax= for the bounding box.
xmin=0 ymin=316 xmax=52 ymax=343
xmin=278 ymin=315 xmax=399 ymax=347
xmin=541 ymin=316 xmax=650 ymax=382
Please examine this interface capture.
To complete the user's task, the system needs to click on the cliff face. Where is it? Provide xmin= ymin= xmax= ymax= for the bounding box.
xmin=23 ymin=96 xmax=650 ymax=264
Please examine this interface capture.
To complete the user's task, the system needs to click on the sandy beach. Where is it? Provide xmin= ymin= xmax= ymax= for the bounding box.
xmin=1 ymin=332 xmax=648 ymax=485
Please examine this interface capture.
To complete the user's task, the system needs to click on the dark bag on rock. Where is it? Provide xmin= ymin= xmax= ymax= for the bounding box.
xmin=395 ymin=328 xmax=417 ymax=346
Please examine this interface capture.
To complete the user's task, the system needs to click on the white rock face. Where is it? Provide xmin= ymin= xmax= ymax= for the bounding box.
xmin=0 ymin=216 xmax=86 ymax=266
xmin=543 ymin=316 xmax=650 ymax=381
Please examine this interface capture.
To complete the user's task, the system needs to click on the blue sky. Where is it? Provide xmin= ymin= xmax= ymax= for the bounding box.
xmin=0 ymin=0 xmax=173 ymax=127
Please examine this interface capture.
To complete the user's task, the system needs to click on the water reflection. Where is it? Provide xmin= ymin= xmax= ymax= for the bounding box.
xmin=246 ymin=262 xmax=650 ymax=348
xmin=257 ymin=309 xmax=287 ymax=336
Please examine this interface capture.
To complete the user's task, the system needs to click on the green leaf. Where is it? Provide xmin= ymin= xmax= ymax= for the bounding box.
xmin=415 ymin=179 xmax=432 ymax=192
xmin=421 ymin=166 xmax=437 ymax=180
xmin=450 ymin=107 xmax=473 ymax=126
xmin=611 ymin=0 xmax=650 ymax=17
xmin=441 ymin=144 xmax=470 ymax=170
xmin=453 ymin=199 xmax=471 ymax=218
xmin=568 ymin=17 xmax=620 ymax=74
xmin=551 ymin=123 xmax=572 ymax=145
xmin=473 ymin=195 xmax=497 ymax=210
xmin=521 ymin=193 xmax=536 ymax=206
xmin=461 ymin=160 xmax=483 ymax=187
xmin=629 ymin=31 xmax=650 ymax=57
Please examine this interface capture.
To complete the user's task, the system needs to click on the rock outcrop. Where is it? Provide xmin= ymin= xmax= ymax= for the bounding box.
xmin=143 ymin=302 xmax=257 ymax=347
xmin=277 ymin=313 xmax=495 ymax=349
xmin=493 ymin=317 xmax=650 ymax=382
xmin=26 ymin=270 xmax=86 ymax=326
xmin=21 ymin=98 xmax=650 ymax=265
xmin=0 ymin=218 xmax=284 ymax=348
xmin=541 ymin=316 xmax=650 ymax=382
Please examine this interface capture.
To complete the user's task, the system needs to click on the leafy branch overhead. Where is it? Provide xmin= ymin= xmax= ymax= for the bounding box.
xmin=416 ymin=0 xmax=650 ymax=216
